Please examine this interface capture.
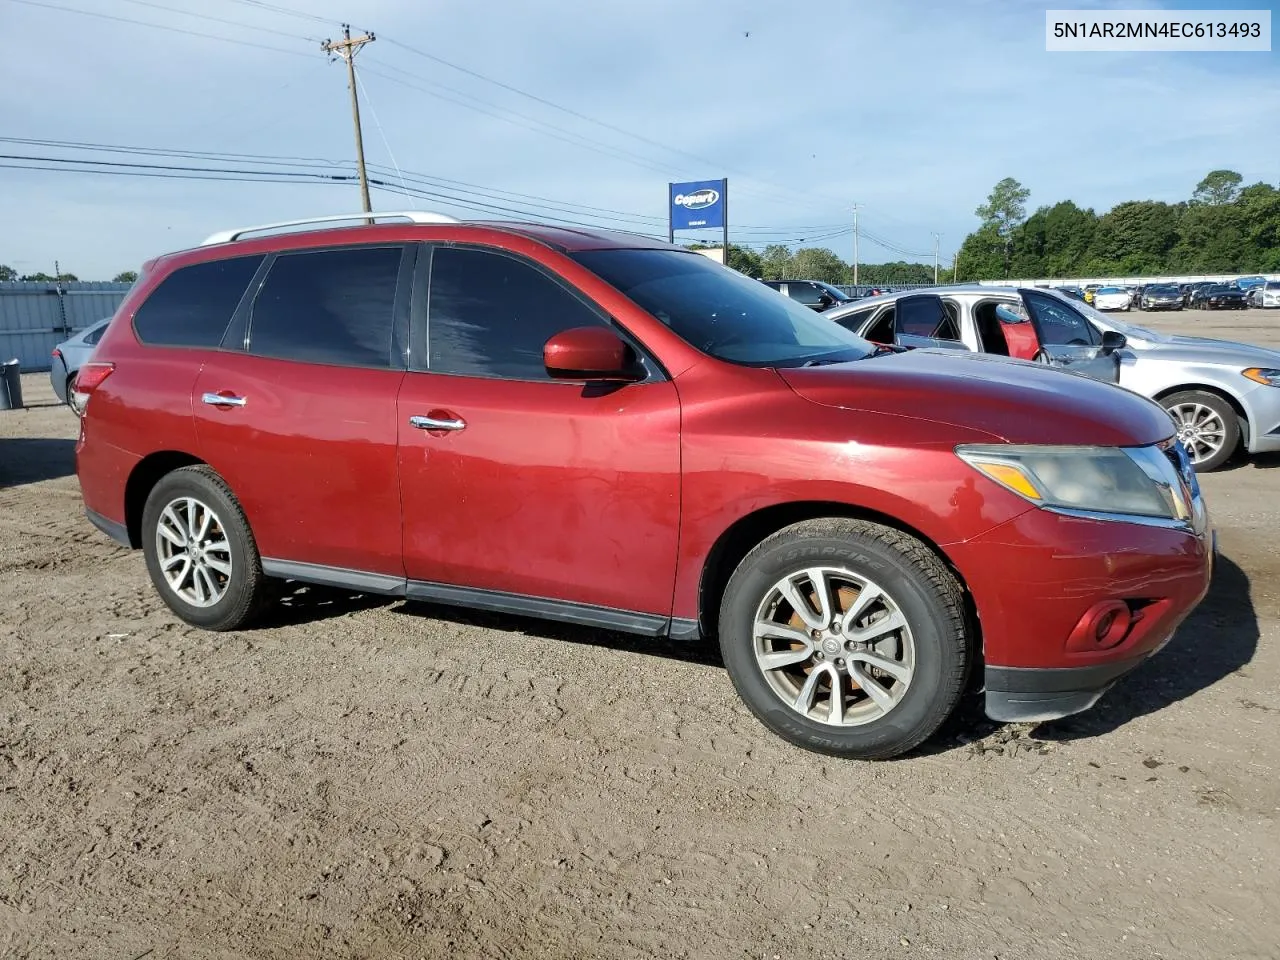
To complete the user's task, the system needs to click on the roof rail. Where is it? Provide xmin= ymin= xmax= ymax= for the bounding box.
xmin=199 ymin=210 xmax=461 ymax=245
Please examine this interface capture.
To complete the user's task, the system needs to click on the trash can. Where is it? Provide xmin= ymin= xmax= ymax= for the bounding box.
xmin=0 ymin=358 xmax=23 ymax=411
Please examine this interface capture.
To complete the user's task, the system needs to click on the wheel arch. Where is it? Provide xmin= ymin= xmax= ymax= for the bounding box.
xmin=695 ymin=500 xmax=978 ymax=649
xmin=1152 ymin=383 xmax=1250 ymax=448
xmin=124 ymin=450 xmax=207 ymax=547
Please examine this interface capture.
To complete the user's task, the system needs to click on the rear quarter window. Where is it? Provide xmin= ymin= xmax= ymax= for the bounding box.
xmin=132 ymin=254 xmax=264 ymax=348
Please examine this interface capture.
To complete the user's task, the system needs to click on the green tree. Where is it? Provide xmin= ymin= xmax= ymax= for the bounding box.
xmin=1038 ymin=201 xmax=1099 ymax=276
xmin=1170 ymin=203 xmax=1249 ymax=272
xmin=790 ymin=247 xmax=849 ymax=284
xmin=0 ymin=264 xmax=15 ymax=282
xmin=1083 ymin=201 xmax=1181 ymax=274
xmin=1239 ymin=182 xmax=1280 ymax=255
xmin=113 ymin=270 xmax=139 ymax=283
xmin=758 ymin=244 xmax=795 ymax=280
xmin=20 ymin=271 xmax=54 ymax=281
xmin=954 ymin=223 xmax=1006 ymax=281
xmin=1192 ymin=169 xmax=1243 ymax=206
xmin=975 ymin=177 xmax=1030 ymax=276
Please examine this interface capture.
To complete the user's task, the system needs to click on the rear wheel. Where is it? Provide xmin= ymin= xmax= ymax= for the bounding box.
xmin=1161 ymin=390 xmax=1240 ymax=472
xmin=141 ymin=465 xmax=269 ymax=630
xmin=66 ymin=374 xmax=83 ymax=416
xmin=718 ymin=519 xmax=970 ymax=759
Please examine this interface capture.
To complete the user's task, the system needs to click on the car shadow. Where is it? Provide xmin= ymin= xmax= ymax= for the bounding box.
xmin=394 ymin=599 xmax=723 ymax=667
xmin=0 ymin=437 xmax=77 ymax=488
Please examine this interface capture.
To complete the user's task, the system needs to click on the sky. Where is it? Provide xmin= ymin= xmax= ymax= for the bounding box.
xmin=2 ymin=0 xmax=1278 ymax=279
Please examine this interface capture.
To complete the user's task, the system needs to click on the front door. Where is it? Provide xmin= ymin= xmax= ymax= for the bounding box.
xmin=1021 ymin=291 xmax=1121 ymax=383
xmin=397 ymin=244 xmax=682 ymax=620
xmin=193 ymin=243 xmax=412 ymax=577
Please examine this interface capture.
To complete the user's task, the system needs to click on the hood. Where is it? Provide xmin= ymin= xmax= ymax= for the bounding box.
xmin=1136 ymin=333 xmax=1280 ymax=366
xmin=778 ymin=349 xmax=1174 ymax=447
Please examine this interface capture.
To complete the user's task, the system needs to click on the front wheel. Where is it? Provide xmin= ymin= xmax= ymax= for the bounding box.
xmin=1161 ymin=390 xmax=1240 ymax=472
xmin=141 ymin=465 xmax=270 ymax=630
xmin=718 ymin=519 xmax=970 ymax=759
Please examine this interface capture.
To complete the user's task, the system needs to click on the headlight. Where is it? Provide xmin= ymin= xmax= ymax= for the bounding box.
xmin=956 ymin=444 xmax=1193 ymax=522
xmin=1243 ymin=367 xmax=1280 ymax=387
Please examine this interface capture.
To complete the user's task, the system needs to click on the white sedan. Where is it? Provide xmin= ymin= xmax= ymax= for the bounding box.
xmin=1092 ymin=286 xmax=1132 ymax=311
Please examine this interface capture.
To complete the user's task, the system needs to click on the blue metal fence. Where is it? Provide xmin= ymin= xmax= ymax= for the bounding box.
xmin=0 ymin=281 xmax=132 ymax=371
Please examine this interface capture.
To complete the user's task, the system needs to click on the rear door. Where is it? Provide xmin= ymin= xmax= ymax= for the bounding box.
xmin=1020 ymin=291 xmax=1120 ymax=383
xmin=893 ymin=295 xmax=971 ymax=352
xmin=193 ymin=243 xmax=412 ymax=578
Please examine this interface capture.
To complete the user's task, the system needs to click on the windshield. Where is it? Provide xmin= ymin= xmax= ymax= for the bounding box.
xmin=816 ymin=282 xmax=852 ymax=301
xmin=1097 ymin=286 xmax=1122 ymax=294
xmin=573 ymin=249 xmax=876 ymax=367
xmin=1148 ymin=285 xmax=1178 ymax=295
xmin=1208 ymin=284 xmax=1231 ymax=293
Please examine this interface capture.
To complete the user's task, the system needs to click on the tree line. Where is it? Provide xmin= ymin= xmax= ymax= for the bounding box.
xmin=0 ymin=265 xmax=137 ymax=283
xmin=696 ymin=168 xmax=1280 ymax=285
xmin=955 ymin=170 xmax=1280 ymax=280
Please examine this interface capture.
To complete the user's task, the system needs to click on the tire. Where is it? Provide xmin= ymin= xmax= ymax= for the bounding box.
xmin=66 ymin=374 xmax=83 ymax=416
xmin=1160 ymin=390 xmax=1241 ymax=472
xmin=718 ymin=518 xmax=969 ymax=760
xmin=141 ymin=465 xmax=270 ymax=631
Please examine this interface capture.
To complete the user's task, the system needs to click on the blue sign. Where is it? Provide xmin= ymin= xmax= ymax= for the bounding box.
xmin=670 ymin=179 xmax=725 ymax=230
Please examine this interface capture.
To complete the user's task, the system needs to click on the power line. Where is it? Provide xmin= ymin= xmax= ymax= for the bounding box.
xmin=321 ymin=24 xmax=377 ymax=214
xmin=114 ymin=0 xmax=319 ymax=42
xmin=221 ymin=0 xmax=342 ymax=27
xmin=5 ymin=0 xmax=314 ymax=57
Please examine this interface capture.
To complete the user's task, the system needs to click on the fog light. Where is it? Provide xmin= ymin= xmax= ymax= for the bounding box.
xmin=1067 ymin=600 xmax=1132 ymax=652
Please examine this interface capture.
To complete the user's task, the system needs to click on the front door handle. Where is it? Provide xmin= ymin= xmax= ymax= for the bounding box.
xmin=202 ymin=392 xmax=247 ymax=407
xmin=409 ymin=414 xmax=466 ymax=432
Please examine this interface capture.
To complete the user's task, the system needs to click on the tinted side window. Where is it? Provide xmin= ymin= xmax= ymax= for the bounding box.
xmin=428 ymin=246 xmax=607 ymax=380
xmin=83 ymin=322 xmax=108 ymax=346
xmin=788 ymin=282 xmax=823 ymax=306
xmin=834 ymin=307 xmax=876 ymax=336
xmin=897 ymin=295 xmax=958 ymax=340
xmin=133 ymin=255 xmax=263 ymax=348
xmin=248 ymin=247 xmax=402 ymax=369
xmin=1025 ymin=294 xmax=1100 ymax=346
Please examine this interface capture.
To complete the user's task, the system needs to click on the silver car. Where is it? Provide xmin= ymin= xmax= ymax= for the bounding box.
xmin=822 ymin=285 xmax=1280 ymax=471
xmin=49 ymin=317 xmax=111 ymax=415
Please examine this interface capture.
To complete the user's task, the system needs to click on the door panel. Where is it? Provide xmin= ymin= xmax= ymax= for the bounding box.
xmin=1021 ymin=293 xmax=1120 ymax=383
xmin=397 ymin=374 xmax=681 ymax=613
xmin=193 ymin=355 xmax=406 ymax=574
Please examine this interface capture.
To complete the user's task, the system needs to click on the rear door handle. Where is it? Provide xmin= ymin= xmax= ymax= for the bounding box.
xmin=202 ymin=392 xmax=247 ymax=407
xmin=410 ymin=414 xmax=466 ymax=432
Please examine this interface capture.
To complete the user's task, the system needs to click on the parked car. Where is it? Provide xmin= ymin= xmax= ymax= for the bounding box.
xmin=1141 ymin=284 xmax=1183 ymax=311
xmin=824 ymin=284 xmax=1280 ymax=470
xmin=1083 ymin=284 xmax=1102 ymax=305
xmin=1246 ymin=281 xmax=1280 ymax=308
xmin=1191 ymin=284 xmax=1248 ymax=310
xmin=1093 ymin=286 xmax=1132 ymax=311
xmin=74 ymin=211 xmax=1213 ymax=761
xmin=760 ymin=279 xmax=856 ymax=311
xmin=1235 ymin=275 xmax=1266 ymax=292
xmin=1183 ymin=281 xmax=1216 ymax=307
xmin=49 ymin=317 xmax=111 ymax=414
xmin=1054 ymin=286 xmax=1086 ymax=302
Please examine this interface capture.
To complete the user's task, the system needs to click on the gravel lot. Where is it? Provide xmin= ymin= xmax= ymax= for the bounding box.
xmin=2 ymin=307 xmax=1278 ymax=959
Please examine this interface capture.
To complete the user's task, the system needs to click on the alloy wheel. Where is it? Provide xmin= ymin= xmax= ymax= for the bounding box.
xmin=753 ymin=566 xmax=915 ymax=726
xmin=1168 ymin=402 xmax=1226 ymax=464
xmin=154 ymin=496 xmax=233 ymax=607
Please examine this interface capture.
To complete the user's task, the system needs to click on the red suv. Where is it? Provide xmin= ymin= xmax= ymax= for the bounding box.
xmin=75 ymin=212 xmax=1214 ymax=759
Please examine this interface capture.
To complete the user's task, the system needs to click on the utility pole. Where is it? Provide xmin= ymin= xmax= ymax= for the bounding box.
xmin=852 ymin=204 xmax=859 ymax=289
xmin=322 ymin=24 xmax=376 ymax=215
xmin=932 ymin=232 xmax=941 ymax=284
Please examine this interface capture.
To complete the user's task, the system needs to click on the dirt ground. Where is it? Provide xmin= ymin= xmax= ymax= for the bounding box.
xmin=2 ymin=307 xmax=1278 ymax=960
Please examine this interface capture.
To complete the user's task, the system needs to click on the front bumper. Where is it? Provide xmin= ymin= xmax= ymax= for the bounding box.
xmin=1241 ymin=381 xmax=1280 ymax=454
xmin=945 ymin=506 xmax=1214 ymax=723
xmin=49 ymin=355 xmax=69 ymax=404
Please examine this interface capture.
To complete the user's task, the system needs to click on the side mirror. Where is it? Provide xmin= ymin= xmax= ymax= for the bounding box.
xmin=818 ymin=294 xmax=834 ymax=308
xmin=1100 ymin=330 xmax=1127 ymax=353
xmin=544 ymin=326 xmax=640 ymax=381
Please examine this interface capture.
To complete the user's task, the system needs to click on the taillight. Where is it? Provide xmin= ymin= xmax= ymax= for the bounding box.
xmin=51 ymin=348 xmax=63 ymax=361
xmin=75 ymin=362 xmax=114 ymax=393
xmin=72 ymin=362 xmax=114 ymax=414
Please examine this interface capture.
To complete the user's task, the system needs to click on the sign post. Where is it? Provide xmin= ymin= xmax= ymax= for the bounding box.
xmin=668 ymin=178 xmax=729 ymax=263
